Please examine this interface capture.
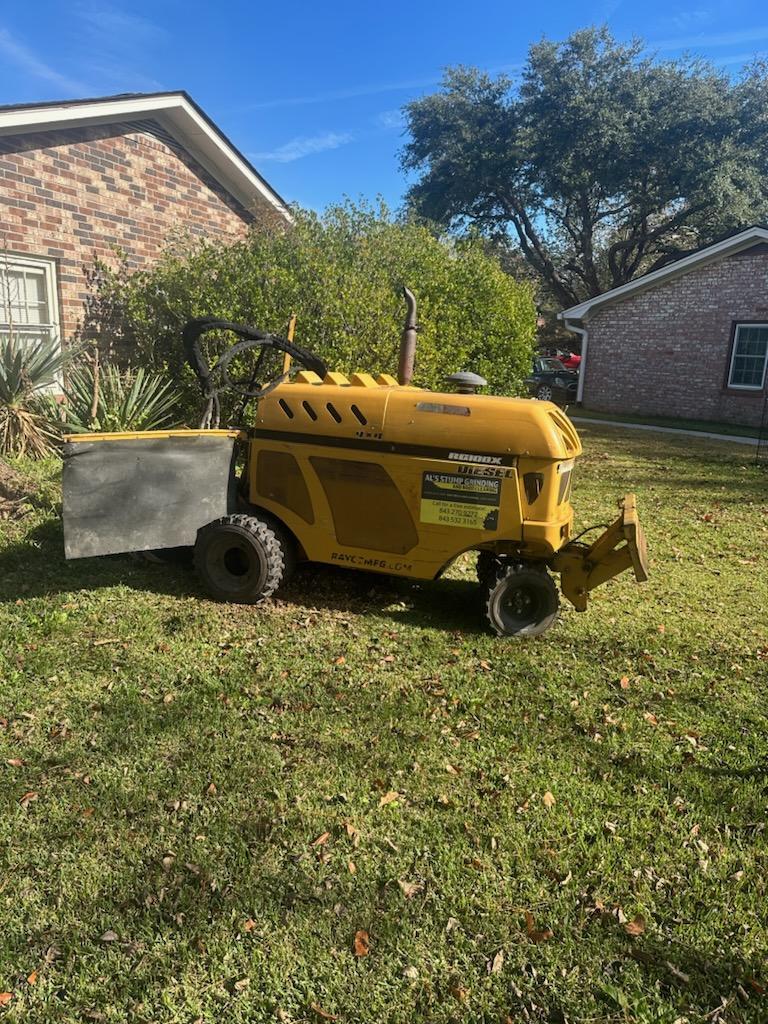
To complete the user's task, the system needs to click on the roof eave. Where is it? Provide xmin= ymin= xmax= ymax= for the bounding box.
xmin=558 ymin=225 xmax=768 ymax=321
xmin=0 ymin=91 xmax=291 ymax=222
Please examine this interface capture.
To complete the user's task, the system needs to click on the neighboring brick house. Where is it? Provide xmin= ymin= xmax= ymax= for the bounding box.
xmin=558 ymin=226 xmax=768 ymax=428
xmin=0 ymin=91 xmax=290 ymax=363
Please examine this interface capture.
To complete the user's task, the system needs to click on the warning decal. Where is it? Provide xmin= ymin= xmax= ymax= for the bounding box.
xmin=420 ymin=472 xmax=500 ymax=530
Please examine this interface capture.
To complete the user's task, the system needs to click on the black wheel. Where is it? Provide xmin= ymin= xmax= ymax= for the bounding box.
xmin=484 ymin=563 xmax=559 ymax=637
xmin=194 ymin=513 xmax=292 ymax=604
xmin=536 ymin=384 xmax=554 ymax=402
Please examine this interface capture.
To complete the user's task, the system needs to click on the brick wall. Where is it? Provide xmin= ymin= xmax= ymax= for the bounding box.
xmin=0 ymin=119 xmax=270 ymax=347
xmin=582 ymin=246 xmax=768 ymax=427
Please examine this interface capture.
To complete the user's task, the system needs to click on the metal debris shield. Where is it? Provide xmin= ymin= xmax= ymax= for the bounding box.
xmin=62 ymin=430 xmax=238 ymax=559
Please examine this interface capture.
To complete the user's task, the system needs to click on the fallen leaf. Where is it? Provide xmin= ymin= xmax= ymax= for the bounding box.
xmin=488 ymin=949 xmax=504 ymax=974
xmin=642 ymin=712 xmax=659 ymax=726
xmin=542 ymin=790 xmax=556 ymax=808
xmin=347 ymin=860 xmax=356 ymax=874
xmin=162 ymin=692 xmax=175 ymax=704
xmin=446 ymin=917 xmax=461 ymax=933
xmin=26 ymin=971 xmax=37 ymax=986
xmin=403 ymin=965 xmax=419 ymax=980
xmin=99 ymin=930 xmax=118 ymax=943
xmin=382 ymin=654 xmax=395 ymax=663
xmin=658 ymin=624 xmax=666 ymax=634
xmin=353 ymin=929 xmax=370 ymax=956
xmin=398 ymin=879 xmax=423 ymax=899
xmin=234 ymin=978 xmax=249 ymax=992
xmin=619 ymin=675 xmax=630 ymax=689
xmin=206 ymin=782 xmax=217 ymax=796
xmin=0 ymin=993 xmax=12 ymax=1006
xmin=444 ymin=763 xmax=461 ymax=775
xmin=449 ymin=980 xmax=469 ymax=1001
xmin=5 ymin=758 xmax=24 ymax=767
xmin=310 ymin=1004 xmax=338 ymax=1021
xmin=379 ymin=790 xmax=400 ymax=807
xmin=478 ymin=659 xmax=491 ymax=672
xmin=19 ymin=791 xmax=37 ymax=808
xmin=524 ymin=910 xmax=553 ymax=943
xmin=625 ymin=915 xmax=646 ymax=936
xmin=333 ymin=656 xmax=346 ymax=665
xmin=81 ymin=807 xmax=95 ymax=818
xmin=243 ymin=918 xmax=256 ymax=932
xmin=311 ymin=831 xmax=331 ymax=847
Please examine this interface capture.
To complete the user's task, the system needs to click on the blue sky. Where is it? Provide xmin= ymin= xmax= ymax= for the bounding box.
xmin=0 ymin=1 xmax=766 ymax=211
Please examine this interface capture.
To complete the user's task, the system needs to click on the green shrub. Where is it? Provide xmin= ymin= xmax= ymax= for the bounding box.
xmin=91 ymin=201 xmax=536 ymax=424
xmin=59 ymin=362 xmax=182 ymax=434
xmin=0 ymin=334 xmax=66 ymax=458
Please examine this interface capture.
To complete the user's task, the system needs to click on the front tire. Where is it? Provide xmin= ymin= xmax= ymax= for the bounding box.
xmin=194 ymin=513 xmax=292 ymax=604
xmin=484 ymin=563 xmax=559 ymax=637
xmin=536 ymin=384 xmax=554 ymax=402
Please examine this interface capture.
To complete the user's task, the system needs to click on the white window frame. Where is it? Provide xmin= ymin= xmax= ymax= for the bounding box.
xmin=0 ymin=251 xmax=62 ymax=389
xmin=727 ymin=323 xmax=768 ymax=391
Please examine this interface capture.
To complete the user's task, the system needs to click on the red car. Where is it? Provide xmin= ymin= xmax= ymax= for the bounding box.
xmin=559 ymin=352 xmax=581 ymax=371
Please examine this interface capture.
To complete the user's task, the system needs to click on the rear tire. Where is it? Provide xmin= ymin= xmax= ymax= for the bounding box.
xmin=536 ymin=384 xmax=554 ymax=402
xmin=194 ymin=513 xmax=292 ymax=604
xmin=484 ymin=562 xmax=559 ymax=637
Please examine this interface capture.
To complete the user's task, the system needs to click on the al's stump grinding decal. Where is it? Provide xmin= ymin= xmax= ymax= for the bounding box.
xmin=420 ymin=472 xmax=500 ymax=530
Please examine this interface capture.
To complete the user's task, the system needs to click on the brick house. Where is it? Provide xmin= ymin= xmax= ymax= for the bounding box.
xmin=0 ymin=91 xmax=290 ymax=363
xmin=558 ymin=226 xmax=768 ymax=428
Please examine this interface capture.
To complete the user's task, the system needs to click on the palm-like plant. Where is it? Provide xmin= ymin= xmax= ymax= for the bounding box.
xmin=61 ymin=362 xmax=182 ymax=434
xmin=0 ymin=333 xmax=66 ymax=457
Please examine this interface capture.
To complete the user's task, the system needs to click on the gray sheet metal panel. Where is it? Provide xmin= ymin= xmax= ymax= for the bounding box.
xmin=63 ymin=434 xmax=237 ymax=559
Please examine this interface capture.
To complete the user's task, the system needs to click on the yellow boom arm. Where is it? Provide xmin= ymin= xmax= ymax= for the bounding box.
xmin=551 ymin=494 xmax=649 ymax=611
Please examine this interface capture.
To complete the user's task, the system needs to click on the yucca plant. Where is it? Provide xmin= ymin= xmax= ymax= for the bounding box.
xmin=0 ymin=333 xmax=66 ymax=458
xmin=61 ymin=362 xmax=183 ymax=433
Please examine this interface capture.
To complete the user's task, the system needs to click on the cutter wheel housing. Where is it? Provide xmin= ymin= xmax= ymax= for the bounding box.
xmin=61 ymin=290 xmax=649 ymax=637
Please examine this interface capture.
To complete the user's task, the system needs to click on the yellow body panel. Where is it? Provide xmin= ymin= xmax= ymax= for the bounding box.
xmin=246 ymin=376 xmax=582 ymax=580
xmin=67 ymin=428 xmax=241 ymax=443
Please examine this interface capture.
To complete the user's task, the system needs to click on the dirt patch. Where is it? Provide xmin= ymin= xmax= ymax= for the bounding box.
xmin=0 ymin=459 xmax=36 ymax=518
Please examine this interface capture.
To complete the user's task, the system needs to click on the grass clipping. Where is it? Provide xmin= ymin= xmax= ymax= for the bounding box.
xmin=0 ymin=458 xmax=36 ymax=518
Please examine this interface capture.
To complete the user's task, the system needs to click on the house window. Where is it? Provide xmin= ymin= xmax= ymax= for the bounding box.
xmin=728 ymin=324 xmax=768 ymax=390
xmin=0 ymin=253 xmax=61 ymax=354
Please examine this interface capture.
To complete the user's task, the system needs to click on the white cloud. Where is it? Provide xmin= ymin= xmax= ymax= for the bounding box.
xmin=666 ymin=9 xmax=716 ymax=32
xmin=71 ymin=4 xmax=166 ymax=92
xmin=243 ymin=77 xmax=443 ymax=112
xmin=74 ymin=3 xmax=165 ymax=39
xmin=650 ymin=25 xmax=768 ymax=50
xmin=377 ymin=109 xmax=407 ymax=130
xmin=252 ymin=131 xmax=354 ymax=163
xmin=0 ymin=27 xmax=89 ymax=94
xmin=242 ymin=62 xmax=521 ymax=113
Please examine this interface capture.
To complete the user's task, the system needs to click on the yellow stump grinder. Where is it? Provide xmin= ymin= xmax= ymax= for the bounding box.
xmin=62 ymin=289 xmax=648 ymax=636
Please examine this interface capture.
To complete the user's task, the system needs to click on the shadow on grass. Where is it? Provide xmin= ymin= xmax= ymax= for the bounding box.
xmin=0 ymin=516 xmax=488 ymax=635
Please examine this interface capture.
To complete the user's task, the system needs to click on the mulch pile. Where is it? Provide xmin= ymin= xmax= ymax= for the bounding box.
xmin=0 ymin=459 xmax=36 ymax=519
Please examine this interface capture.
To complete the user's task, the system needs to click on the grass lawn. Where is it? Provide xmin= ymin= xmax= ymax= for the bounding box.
xmin=571 ymin=410 xmax=761 ymax=440
xmin=0 ymin=426 xmax=766 ymax=1024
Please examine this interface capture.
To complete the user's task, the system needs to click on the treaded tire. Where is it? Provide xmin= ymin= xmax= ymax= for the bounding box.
xmin=194 ymin=513 xmax=292 ymax=604
xmin=484 ymin=562 xmax=559 ymax=638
